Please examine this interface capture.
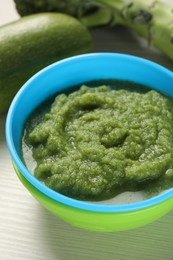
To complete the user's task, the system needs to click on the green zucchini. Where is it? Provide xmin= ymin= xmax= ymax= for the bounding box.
xmin=0 ymin=13 xmax=92 ymax=113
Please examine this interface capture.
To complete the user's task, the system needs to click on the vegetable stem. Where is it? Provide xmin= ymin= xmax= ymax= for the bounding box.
xmin=96 ymin=0 xmax=173 ymax=60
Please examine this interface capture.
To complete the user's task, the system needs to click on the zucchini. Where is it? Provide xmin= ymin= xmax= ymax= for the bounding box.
xmin=0 ymin=13 xmax=92 ymax=113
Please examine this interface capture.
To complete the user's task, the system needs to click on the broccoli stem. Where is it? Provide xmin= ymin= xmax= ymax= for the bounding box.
xmin=95 ymin=0 xmax=173 ymax=60
xmin=81 ymin=6 xmax=112 ymax=27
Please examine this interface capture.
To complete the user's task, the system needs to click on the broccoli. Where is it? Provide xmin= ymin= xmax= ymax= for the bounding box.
xmin=14 ymin=0 xmax=91 ymax=17
xmin=96 ymin=0 xmax=173 ymax=61
xmin=14 ymin=0 xmax=112 ymax=27
xmin=14 ymin=0 xmax=173 ymax=62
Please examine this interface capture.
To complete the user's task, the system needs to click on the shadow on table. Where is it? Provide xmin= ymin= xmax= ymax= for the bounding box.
xmin=0 ymin=113 xmax=7 ymax=144
xmin=91 ymin=25 xmax=173 ymax=71
xmin=39 ymin=206 xmax=173 ymax=260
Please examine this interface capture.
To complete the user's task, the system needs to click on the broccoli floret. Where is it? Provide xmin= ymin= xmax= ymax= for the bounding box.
xmin=14 ymin=0 xmax=98 ymax=17
xmin=14 ymin=0 xmax=112 ymax=27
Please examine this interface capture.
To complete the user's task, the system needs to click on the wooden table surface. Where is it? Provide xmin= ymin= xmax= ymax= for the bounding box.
xmin=1 ymin=0 xmax=173 ymax=259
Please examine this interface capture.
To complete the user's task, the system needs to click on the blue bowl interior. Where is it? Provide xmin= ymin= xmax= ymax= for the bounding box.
xmin=6 ymin=53 xmax=173 ymax=212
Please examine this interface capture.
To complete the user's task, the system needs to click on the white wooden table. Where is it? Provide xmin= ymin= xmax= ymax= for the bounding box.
xmin=1 ymin=1 xmax=173 ymax=259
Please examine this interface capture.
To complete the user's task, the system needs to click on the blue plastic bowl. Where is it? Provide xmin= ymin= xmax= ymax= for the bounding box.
xmin=6 ymin=53 xmax=173 ymax=232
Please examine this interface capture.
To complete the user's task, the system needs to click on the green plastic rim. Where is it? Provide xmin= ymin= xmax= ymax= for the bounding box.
xmin=13 ymin=162 xmax=173 ymax=232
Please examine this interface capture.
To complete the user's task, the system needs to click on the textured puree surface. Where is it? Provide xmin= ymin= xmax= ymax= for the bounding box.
xmin=22 ymin=82 xmax=173 ymax=200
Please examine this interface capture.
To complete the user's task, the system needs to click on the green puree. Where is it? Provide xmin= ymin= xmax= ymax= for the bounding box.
xmin=24 ymin=84 xmax=173 ymax=200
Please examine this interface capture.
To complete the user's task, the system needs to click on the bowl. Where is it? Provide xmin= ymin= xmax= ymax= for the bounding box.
xmin=6 ymin=53 xmax=173 ymax=232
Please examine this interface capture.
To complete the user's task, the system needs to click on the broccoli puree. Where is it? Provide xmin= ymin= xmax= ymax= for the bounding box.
xmin=23 ymin=83 xmax=173 ymax=200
